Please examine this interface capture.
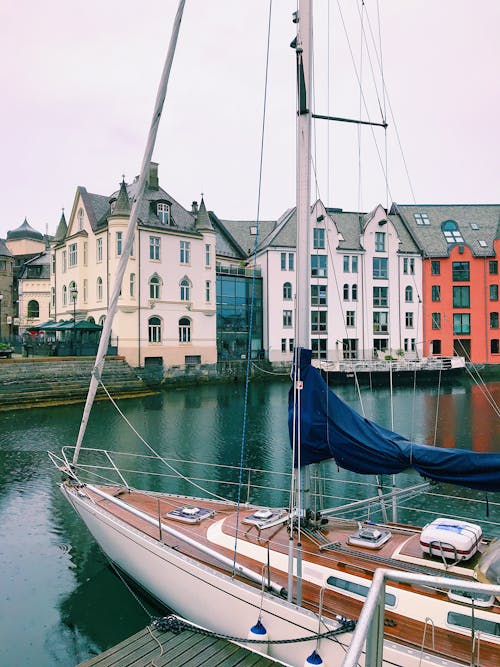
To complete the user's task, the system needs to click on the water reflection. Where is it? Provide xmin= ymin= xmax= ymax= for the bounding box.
xmin=0 ymin=376 xmax=498 ymax=666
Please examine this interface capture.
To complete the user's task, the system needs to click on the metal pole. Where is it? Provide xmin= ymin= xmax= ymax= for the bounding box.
xmin=0 ymin=294 xmax=3 ymax=341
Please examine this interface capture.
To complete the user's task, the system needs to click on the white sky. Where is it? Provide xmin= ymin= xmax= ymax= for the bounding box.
xmin=1 ymin=0 xmax=498 ymax=239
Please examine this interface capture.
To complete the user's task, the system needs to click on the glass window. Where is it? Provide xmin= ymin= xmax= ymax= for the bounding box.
xmin=414 ymin=213 xmax=430 ymax=225
xmin=311 ymin=338 xmax=327 ymax=359
xmin=280 ymin=253 xmax=286 ymax=270
xmin=61 ymin=285 xmax=66 ymax=306
xmin=342 ymin=338 xmax=358 ymax=360
xmin=447 ymin=612 xmax=500 ymax=638
xmin=62 ymin=250 xmax=67 ymax=272
xmin=453 ymin=286 xmax=470 ymax=308
xmin=179 ymin=317 xmax=191 ymax=342
xmin=490 ymin=285 xmax=499 ymax=301
xmin=205 ymin=244 xmax=211 ymax=267
xmin=405 ymin=286 xmax=413 ymax=302
xmin=311 ymin=284 xmax=327 ymax=306
xmin=149 ymin=275 xmax=160 ymax=299
xmin=281 ymin=338 xmax=286 ymax=353
xmin=432 ymin=285 xmax=441 ymax=302
xmin=431 ymin=260 xmax=440 ymax=275
xmin=78 ymin=208 xmax=84 ymax=230
xmin=148 ymin=316 xmax=161 ymax=343
xmin=343 ymin=284 xmax=349 ymax=301
xmin=490 ymin=312 xmax=499 ymax=329
xmin=205 ymin=280 xmax=211 ymax=302
xmin=180 ymin=240 xmax=190 ymax=264
xmin=27 ymin=300 xmax=39 ymax=318
xmin=452 ymin=262 xmax=470 ymax=281
xmin=432 ymin=313 xmax=441 ymax=329
xmin=405 ymin=312 xmax=414 ymax=328
xmin=373 ymin=286 xmax=388 ymax=307
xmin=283 ymin=310 xmax=292 ymax=327
xmin=373 ymin=311 xmax=388 ymax=333
xmin=373 ymin=257 xmax=388 ymax=279
xmin=283 ymin=282 xmax=292 ymax=300
xmin=489 ymin=261 xmax=498 ymax=275
xmin=288 ymin=253 xmax=294 ymax=271
xmin=404 ymin=338 xmax=416 ymax=352
xmin=130 ymin=273 xmax=135 ymax=298
xmin=313 ymin=228 xmax=325 ymax=249
xmin=116 ymin=231 xmax=122 ymax=256
xmin=375 ymin=232 xmax=386 ymax=252
xmin=97 ymin=238 xmax=103 ymax=263
xmin=432 ymin=339 xmax=442 ymax=354
xmin=180 ymin=278 xmax=191 ymax=301
xmin=453 ymin=313 xmax=471 ymax=334
xmin=352 ymin=284 xmax=358 ymax=301
xmin=351 ymin=256 xmax=358 ymax=273
xmin=150 ymin=236 xmax=160 ymax=260
xmin=69 ymin=243 xmax=78 ymax=267
xmin=311 ymin=310 xmax=327 ymax=332
xmin=343 ymin=256 xmax=349 ymax=272
xmin=289 ymin=339 xmax=294 ymax=352
xmin=403 ymin=257 xmax=415 ymax=274
xmin=492 ymin=339 xmax=500 ymax=354
xmin=157 ymin=202 xmax=170 ymax=224
xmin=97 ymin=277 xmax=103 ymax=301
xmin=442 ymin=220 xmax=464 ymax=244
xmin=83 ymin=242 xmax=88 ymax=266
xmin=311 ymin=255 xmax=327 ymax=277
xmin=346 ymin=310 xmax=355 ymax=327
xmin=327 ymin=575 xmax=396 ymax=607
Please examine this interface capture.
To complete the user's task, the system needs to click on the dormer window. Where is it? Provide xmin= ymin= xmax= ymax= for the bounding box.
xmin=414 ymin=213 xmax=430 ymax=225
xmin=157 ymin=202 xmax=170 ymax=225
xmin=442 ymin=220 xmax=464 ymax=244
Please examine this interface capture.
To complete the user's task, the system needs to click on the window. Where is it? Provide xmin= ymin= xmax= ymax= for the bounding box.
xmin=405 ymin=312 xmax=414 ymax=328
xmin=404 ymin=338 xmax=416 ymax=352
xmin=283 ymin=282 xmax=292 ymax=300
xmin=180 ymin=278 xmax=191 ymax=301
xmin=311 ymin=255 xmax=327 ymax=277
xmin=375 ymin=232 xmax=386 ymax=252
xmin=343 ymin=284 xmax=349 ymax=301
xmin=432 ymin=285 xmax=441 ymax=302
xmin=69 ymin=243 xmax=78 ymax=267
xmin=490 ymin=285 xmax=499 ymax=301
xmin=343 ymin=256 xmax=349 ymax=272
xmin=96 ymin=238 xmax=103 ymax=263
xmin=283 ymin=310 xmax=292 ymax=327
xmin=351 ymin=256 xmax=358 ymax=273
xmin=205 ymin=244 xmax=211 ymax=267
xmin=478 ymin=240 xmax=488 ymax=248
xmin=373 ymin=257 xmax=388 ymax=279
xmin=180 ymin=240 xmax=191 ymax=264
xmin=470 ymin=223 xmax=479 ymax=230
xmin=62 ymin=250 xmax=67 ymax=272
xmin=205 ymin=280 xmax=211 ymax=302
xmin=447 ymin=612 xmax=500 ymax=638
xmin=116 ymin=231 xmax=123 ymax=256
xmin=148 ymin=316 xmax=162 ymax=343
xmin=490 ymin=312 xmax=499 ymax=329
xmin=83 ymin=241 xmax=88 ymax=266
xmin=346 ymin=310 xmax=355 ymax=327
xmin=280 ymin=252 xmax=286 ymax=270
xmin=432 ymin=313 xmax=441 ymax=329
xmin=414 ymin=213 xmax=430 ymax=225
xmin=150 ymin=236 xmax=160 ymax=260
xmin=313 ymin=228 xmax=325 ymax=249
xmin=431 ymin=339 xmax=442 ymax=354
xmin=373 ymin=286 xmax=388 ymax=307
xmin=342 ymin=339 xmax=358 ymax=360
xmin=77 ymin=208 xmax=84 ymax=230
xmin=289 ymin=339 xmax=294 ymax=352
xmin=489 ymin=261 xmax=498 ymax=275
xmin=453 ymin=313 xmax=470 ymax=334
xmin=452 ymin=261 xmax=470 ymax=281
xmin=311 ymin=311 xmax=327 ymax=333
xmin=179 ymin=317 xmax=191 ymax=343
xmin=51 ymin=287 xmax=55 ymax=308
xmin=431 ymin=260 xmax=440 ymax=275
xmin=492 ymin=340 xmax=500 ymax=354
xmin=311 ymin=338 xmax=327 ymax=359
xmin=149 ymin=275 xmax=161 ymax=299
xmin=403 ymin=257 xmax=415 ymax=274
xmin=97 ymin=277 xmax=103 ymax=301
xmin=405 ymin=286 xmax=413 ymax=302
xmin=27 ymin=300 xmax=39 ymax=318
xmin=288 ymin=253 xmax=294 ymax=270
xmin=442 ymin=220 xmax=464 ymax=244
xmin=83 ymin=279 xmax=88 ymax=303
xmin=327 ymin=575 xmax=396 ymax=607
xmin=373 ymin=311 xmax=388 ymax=333
xmin=343 ymin=255 xmax=358 ymax=273
xmin=352 ymin=284 xmax=358 ymax=301
xmin=453 ymin=286 xmax=470 ymax=308
xmin=157 ymin=202 xmax=170 ymax=224
xmin=374 ymin=338 xmax=388 ymax=353
xmin=311 ymin=284 xmax=327 ymax=306
xmin=281 ymin=338 xmax=286 ymax=353
xmin=51 ymin=254 xmax=56 ymax=274
xmin=130 ymin=273 xmax=135 ymax=298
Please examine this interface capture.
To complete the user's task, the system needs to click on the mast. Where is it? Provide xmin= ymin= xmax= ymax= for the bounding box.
xmin=72 ymin=0 xmax=186 ymax=466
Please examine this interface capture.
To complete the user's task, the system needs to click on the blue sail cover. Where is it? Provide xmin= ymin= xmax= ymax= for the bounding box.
xmin=289 ymin=349 xmax=500 ymax=492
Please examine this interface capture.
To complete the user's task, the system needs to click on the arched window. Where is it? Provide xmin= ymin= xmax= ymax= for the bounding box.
xmin=149 ymin=275 xmax=161 ymax=299
xmin=78 ymin=208 xmax=84 ymax=231
xmin=352 ymin=284 xmax=358 ymax=301
xmin=343 ymin=284 xmax=349 ymax=300
xmin=405 ymin=285 xmax=413 ymax=302
xmin=98 ymin=315 xmax=106 ymax=326
xmin=130 ymin=273 xmax=135 ymax=298
xmin=97 ymin=277 xmax=103 ymax=301
xmin=441 ymin=220 xmax=464 ymax=244
xmin=179 ymin=317 xmax=191 ymax=342
xmin=283 ymin=282 xmax=292 ymax=300
xmin=62 ymin=285 xmax=67 ymax=305
xmin=87 ymin=316 xmax=96 ymax=324
xmin=180 ymin=278 xmax=191 ymax=301
xmin=148 ymin=316 xmax=162 ymax=343
xmin=27 ymin=300 xmax=39 ymax=318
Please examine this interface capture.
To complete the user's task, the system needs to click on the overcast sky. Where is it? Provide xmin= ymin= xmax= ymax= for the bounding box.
xmin=1 ymin=0 xmax=498 ymax=239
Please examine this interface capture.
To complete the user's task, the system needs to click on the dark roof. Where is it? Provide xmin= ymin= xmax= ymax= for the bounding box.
xmin=110 ymin=179 xmax=131 ymax=217
xmin=392 ymin=204 xmax=500 ymax=257
xmin=7 ymin=218 xmax=44 ymax=242
xmin=194 ymin=198 xmax=214 ymax=232
xmin=18 ymin=252 xmax=50 ymax=279
xmin=0 ymin=239 xmax=13 ymax=257
xmin=54 ymin=211 xmax=68 ymax=242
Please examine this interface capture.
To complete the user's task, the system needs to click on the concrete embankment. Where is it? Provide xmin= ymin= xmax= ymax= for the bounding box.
xmin=0 ymin=356 xmax=155 ymax=411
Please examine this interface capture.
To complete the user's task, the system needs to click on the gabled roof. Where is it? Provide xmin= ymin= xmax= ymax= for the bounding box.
xmin=392 ymin=204 xmax=500 ymax=257
xmin=18 ymin=252 xmax=50 ymax=279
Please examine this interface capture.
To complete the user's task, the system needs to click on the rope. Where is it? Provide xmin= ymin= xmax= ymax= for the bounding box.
xmin=151 ymin=614 xmax=356 ymax=644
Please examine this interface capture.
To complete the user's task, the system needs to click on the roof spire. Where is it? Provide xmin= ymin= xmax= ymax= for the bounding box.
xmin=112 ymin=178 xmax=131 ymax=216
xmin=194 ymin=196 xmax=214 ymax=232
xmin=54 ymin=208 xmax=68 ymax=242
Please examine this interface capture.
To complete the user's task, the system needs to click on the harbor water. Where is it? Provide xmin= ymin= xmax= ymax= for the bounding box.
xmin=0 ymin=376 xmax=499 ymax=667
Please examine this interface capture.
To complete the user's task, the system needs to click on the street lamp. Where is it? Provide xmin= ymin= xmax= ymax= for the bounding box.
xmin=0 ymin=294 xmax=3 ymax=341
xmin=70 ymin=285 xmax=78 ymax=355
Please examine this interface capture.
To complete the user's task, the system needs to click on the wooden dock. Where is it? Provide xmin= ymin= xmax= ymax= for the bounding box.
xmin=76 ymin=623 xmax=282 ymax=667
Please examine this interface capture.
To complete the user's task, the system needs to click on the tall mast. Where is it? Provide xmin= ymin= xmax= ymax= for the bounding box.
xmin=295 ymin=0 xmax=312 ymax=348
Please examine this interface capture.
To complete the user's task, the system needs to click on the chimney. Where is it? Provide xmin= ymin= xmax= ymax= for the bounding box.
xmin=147 ymin=162 xmax=159 ymax=190
xmin=191 ymin=201 xmax=199 ymax=215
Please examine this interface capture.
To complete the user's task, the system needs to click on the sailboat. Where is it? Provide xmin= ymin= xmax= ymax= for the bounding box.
xmin=50 ymin=2 xmax=500 ymax=666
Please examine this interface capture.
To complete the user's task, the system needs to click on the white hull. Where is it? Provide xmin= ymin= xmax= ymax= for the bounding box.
xmin=63 ymin=485 xmax=464 ymax=667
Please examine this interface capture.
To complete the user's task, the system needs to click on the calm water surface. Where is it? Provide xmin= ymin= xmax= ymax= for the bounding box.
xmin=0 ymin=377 xmax=498 ymax=666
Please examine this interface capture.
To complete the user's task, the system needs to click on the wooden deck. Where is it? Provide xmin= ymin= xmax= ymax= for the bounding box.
xmin=76 ymin=624 xmax=279 ymax=667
